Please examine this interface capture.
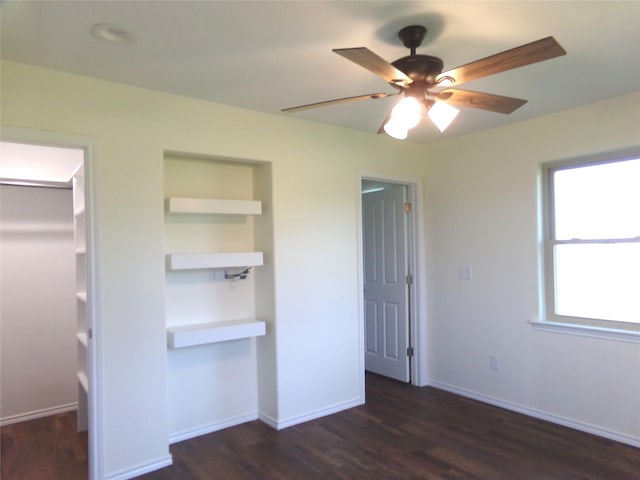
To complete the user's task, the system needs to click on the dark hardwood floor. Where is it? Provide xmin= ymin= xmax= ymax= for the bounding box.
xmin=3 ymin=373 xmax=639 ymax=479
xmin=1 ymin=409 xmax=88 ymax=480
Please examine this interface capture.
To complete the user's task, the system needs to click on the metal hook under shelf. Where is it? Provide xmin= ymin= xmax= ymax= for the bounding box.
xmin=224 ymin=267 xmax=252 ymax=280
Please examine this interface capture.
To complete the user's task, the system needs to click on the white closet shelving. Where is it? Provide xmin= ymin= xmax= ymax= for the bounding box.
xmin=73 ymin=165 xmax=89 ymax=432
xmin=76 ymin=331 xmax=88 ymax=347
xmin=77 ymin=372 xmax=89 ymax=393
xmin=164 ymin=186 xmax=266 ymax=346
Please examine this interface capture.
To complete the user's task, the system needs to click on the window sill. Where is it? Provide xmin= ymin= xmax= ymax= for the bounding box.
xmin=531 ymin=321 xmax=640 ymax=344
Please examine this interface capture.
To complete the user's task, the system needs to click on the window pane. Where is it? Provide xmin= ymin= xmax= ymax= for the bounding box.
xmin=555 ymin=243 xmax=640 ymax=323
xmin=553 ymin=159 xmax=640 ymax=240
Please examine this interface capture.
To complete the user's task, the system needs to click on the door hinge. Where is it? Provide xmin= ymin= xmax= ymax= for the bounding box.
xmin=407 ymin=347 xmax=414 ymax=357
xmin=404 ymin=202 xmax=412 ymax=213
xmin=405 ymin=274 xmax=413 ymax=285
xmin=88 ymin=328 xmax=93 ymax=339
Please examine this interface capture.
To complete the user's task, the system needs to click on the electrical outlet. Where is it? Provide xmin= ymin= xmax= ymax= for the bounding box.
xmin=489 ymin=354 xmax=500 ymax=370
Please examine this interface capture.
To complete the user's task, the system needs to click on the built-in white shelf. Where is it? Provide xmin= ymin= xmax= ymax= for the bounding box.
xmin=77 ymin=372 xmax=89 ymax=393
xmin=167 ymin=319 xmax=266 ymax=348
xmin=73 ymin=165 xmax=89 ymax=434
xmin=168 ymin=252 xmax=263 ymax=270
xmin=76 ymin=332 xmax=88 ymax=347
xmin=166 ymin=197 xmax=262 ymax=215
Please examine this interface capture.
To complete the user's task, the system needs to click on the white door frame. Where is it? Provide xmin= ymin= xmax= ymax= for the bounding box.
xmin=1 ymin=127 xmax=102 ymax=480
xmin=356 ymin=171 xmax=429 ymax=400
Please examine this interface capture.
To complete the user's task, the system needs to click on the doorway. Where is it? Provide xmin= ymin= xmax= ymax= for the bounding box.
xmin=0 ymin=133 xmax=97 ymax=479
xmin=361 ymin=178 xmax=417 ymax=384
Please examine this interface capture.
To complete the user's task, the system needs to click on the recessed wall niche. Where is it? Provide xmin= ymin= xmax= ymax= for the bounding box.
xmin=163 ymin=152 xmax=273 ymax=442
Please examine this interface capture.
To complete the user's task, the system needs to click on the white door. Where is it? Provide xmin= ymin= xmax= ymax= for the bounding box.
xmin=362 ymin=182 xmax=410 ymax=382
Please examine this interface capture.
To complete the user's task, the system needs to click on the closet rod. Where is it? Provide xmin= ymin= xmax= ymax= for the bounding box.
xmin=0 ymin=179 xmax=72 ymax=190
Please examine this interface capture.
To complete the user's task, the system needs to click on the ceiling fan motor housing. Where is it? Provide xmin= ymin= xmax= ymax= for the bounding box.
xmin=393 ymin=25 xmax=444 ymax=86
xmin=392 ymin=55 xmax=444 ymax=85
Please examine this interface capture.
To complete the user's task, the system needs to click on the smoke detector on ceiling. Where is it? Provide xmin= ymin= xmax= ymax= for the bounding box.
xmin=91 ymin=23 xmax=135 ymax=44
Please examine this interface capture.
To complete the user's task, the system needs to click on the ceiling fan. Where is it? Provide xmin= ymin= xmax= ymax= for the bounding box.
xmin=282 ymin=26 xmax=566 ymax=139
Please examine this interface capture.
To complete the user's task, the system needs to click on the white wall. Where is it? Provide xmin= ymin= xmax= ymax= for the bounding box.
xmin=0 ymin=60 xmax=427 ymax=479
xmin=3 ymin=57 xmax=637 ymax=479
xmin=0 ymin=185 xmax=77 ymax=423
xmin=423 ymin=92 xmax=640 ymax=446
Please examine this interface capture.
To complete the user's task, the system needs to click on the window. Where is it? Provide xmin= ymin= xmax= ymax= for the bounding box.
xmin=543 ymin=152 xmax=640 ymax=332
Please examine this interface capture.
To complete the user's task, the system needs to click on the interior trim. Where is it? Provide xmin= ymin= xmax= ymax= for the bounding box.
xmin=530 ymin=321 xmax=640 ymax=344
xmin=429 ymin=380 xmax=640 ymax=448
xmin=0 ymin=403 xmax=77 ymax=427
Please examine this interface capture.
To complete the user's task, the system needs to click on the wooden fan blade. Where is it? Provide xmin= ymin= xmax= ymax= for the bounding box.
xmin=333 ymin=47 xmax=412 ymax=86
xmin=438 ymin=89 xmax=527 ymax=114
xmin=282 ymin=92 xmax=397 ymax=113
xmin=436 ymin=37 xmax=566 ymax=86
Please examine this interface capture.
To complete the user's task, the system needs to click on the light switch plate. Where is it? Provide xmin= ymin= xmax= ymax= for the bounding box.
xmin=458 ymin=264 xmax=473 ymax=280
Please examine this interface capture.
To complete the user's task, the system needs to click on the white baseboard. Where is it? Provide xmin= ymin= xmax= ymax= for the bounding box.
xmin=104 ymin=454 xmax=173 ymax=480
xmin=0 ymin=402 xmax=77 ymax=426
xmin=428 ymin=380 xmax=640 ymax=448
xmin=168 ymin=412 xmax=259 ymax=444
xmin=260 ymin=397 xmax=364 ymax=430
xmin=258 ymin=411 xmax=279 ymax=429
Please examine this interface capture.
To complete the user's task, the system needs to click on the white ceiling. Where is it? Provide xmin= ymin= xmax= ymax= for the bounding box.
xmin=1 ymin=1 xmax=639 ymax=143
xmin=0 ymin=142 xmax=83 ymax=185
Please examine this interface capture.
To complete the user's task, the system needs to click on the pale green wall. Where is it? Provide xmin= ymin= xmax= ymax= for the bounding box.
xmin=3 ymin=59 xmax=638 ymax=478
xmin=423 ymin=91 xmax=640 ymax=443
xmin=1 ymin=60 xmax=427 ymax=478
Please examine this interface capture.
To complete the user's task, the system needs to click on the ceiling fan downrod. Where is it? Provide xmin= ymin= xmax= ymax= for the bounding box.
xmin=392 ymin=25 xmax=444 ymax=85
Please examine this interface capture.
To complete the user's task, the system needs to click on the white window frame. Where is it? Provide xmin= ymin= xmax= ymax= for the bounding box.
xmin=538 ymin=149 xmax=640 ymax=341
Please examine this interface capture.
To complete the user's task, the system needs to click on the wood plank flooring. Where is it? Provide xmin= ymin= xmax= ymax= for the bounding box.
xmin=3 ymin=373 xmax=639 ymax=479
xmin=1 ymin=410 xmax=87 ymax=480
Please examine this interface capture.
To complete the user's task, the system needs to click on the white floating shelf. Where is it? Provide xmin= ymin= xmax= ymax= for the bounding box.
xmin=77 ymin=372 xmax=89 ymax=393
xmin=166 ymin=197 xmax=262 ymax=215
xmin=167 ymin=319 xmax=266 ymax=348
xmin=168 ymin=252 xmax=263 ymax=270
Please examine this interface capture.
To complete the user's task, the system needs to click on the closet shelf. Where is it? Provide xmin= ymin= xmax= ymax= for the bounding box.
xmin=167 ymin=252 xmax=263 ymax=270
xmin=76 ymin=332 xmax=88 ymax=347
xmin=77 ymin=372 xmax=89 ymax=393
xmin=166 ymin=197 xmax=262 ymax=215
xmin=167 ymin=319 xmax=266 ymax=348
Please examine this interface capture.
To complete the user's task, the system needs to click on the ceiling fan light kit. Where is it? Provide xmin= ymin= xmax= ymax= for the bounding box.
xmin=383 ymin=97 xmax=416 ymax=139
xmin=282 ymin=24 xmax=566 ymax=140
xmin=383 ymin=119 xmax=409 ymax=140
xmin=428 ymin=100 xmax=460 ymax=133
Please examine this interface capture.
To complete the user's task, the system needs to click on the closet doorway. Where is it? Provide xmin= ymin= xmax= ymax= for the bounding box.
xmin=0 ymin=137 xmax=96 ymax=479
xmin=359 ymin=174 xmax=427 ymax=391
